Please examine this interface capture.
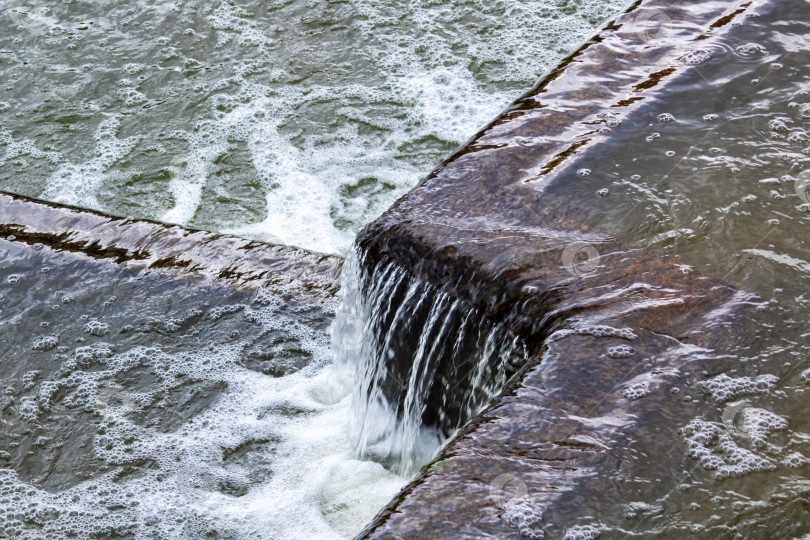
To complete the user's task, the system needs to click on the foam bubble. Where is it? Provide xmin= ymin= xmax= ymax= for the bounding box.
xmin=701 ymin=373 xmax=778 ymax=403
xmin=783 ymin=452 xmax=808 ymax=468
xmin=607 ymin=345 xmax=636 ymax=358
xmin=0 ymin=130 xmax=62 ymax=165
xmin=734 ymin=42 xmax=767 ymax=58
xmin=502 ymin=497 xmax=545 ymax=539
xmin=83 ymin=320 xmax=110 ymax=337
xmin=739 ymin=407 xmax=788 ymax=448
xmin=680 ymin=418 xmax=776 ymax=479
xmin=563 ymin=524 xmax=602 ymax=540
xmin=574 ymin=325 xmax=638 ymax=341
xmin=32 ymin=336 xmax=58 ymax=351
xmin=41 ymin=117 xmax=141 ymax=210
xmin=621 ymin=382 xmax=650 ymax=400
xmin=680 ymin=48 xmax=712 ymax=65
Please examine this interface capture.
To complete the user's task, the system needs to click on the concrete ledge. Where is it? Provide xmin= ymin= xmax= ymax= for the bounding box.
xmin=0 ymin=190 xmax=342 ymax=304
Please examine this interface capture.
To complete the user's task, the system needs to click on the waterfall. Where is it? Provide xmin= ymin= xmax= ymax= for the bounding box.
xmin=332 ymin=249 xmax=529 ymax=475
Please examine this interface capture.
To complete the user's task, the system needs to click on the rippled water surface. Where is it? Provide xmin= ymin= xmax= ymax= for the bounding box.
xmin=0 ymin=237 xmax=409 ymax=539
xmin=0 ymin=0 xmax=622 ymax=254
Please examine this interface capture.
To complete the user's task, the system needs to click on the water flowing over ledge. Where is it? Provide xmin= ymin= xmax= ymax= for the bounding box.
xmin=333 ymin=251 xmax=529 ymax=476
xmin=348 ymin=0 xmax=810 ymax=537
xmin=0 ymin=189 xmax=342 ymax=300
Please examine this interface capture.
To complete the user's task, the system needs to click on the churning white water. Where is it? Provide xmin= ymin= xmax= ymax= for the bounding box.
xmin=0 ymin=0 xmax=626 ymax=255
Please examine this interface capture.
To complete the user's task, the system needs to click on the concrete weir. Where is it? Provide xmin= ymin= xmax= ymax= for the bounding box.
xmin=0 ymin=0 xmax=807 ymax=536
xmin=354 ymin=0 xmax=810 ymax=538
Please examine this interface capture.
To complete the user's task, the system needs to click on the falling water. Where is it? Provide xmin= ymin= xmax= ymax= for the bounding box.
xmin=332 ymin=250 xmax=529 ymax=475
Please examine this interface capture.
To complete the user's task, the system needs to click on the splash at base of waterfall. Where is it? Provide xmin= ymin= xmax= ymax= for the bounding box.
xmin=333 ymin=250 xmax=529 ymax=475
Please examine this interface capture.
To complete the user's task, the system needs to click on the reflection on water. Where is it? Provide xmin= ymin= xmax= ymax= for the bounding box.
xmin=0 ymin=0 xmax=623 ymax=254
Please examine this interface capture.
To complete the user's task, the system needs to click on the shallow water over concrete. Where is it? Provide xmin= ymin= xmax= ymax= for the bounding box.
xmin=353 ymin=0 xmax=810 ymax=537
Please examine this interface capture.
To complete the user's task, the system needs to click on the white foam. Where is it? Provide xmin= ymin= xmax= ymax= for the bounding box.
xmin=701 ymin=373 xmax=779 ymax=403
xmin=0 ymin=130 xmax=62 ymax=166
xmin=161 ymin=152 xmax=212 ymax=225
xmin=502 ymin=497 xmax=545 ymax=539
xmin=620 ymin=382 xmax=650 ymax=400
xmin=1 ymin=0 xmax=622 ymax=255
xmin=0 ymin=293 xmax=405 ymax=539
xmin=739 ymin=407 xmax=788 ymax=448
xmin=563 ymin=524 xmax=602 ymax=540
xmin=680 ymin=418 xmax=776 ymax=480
xmin=41 ymin=117 xmax=141 ymax=209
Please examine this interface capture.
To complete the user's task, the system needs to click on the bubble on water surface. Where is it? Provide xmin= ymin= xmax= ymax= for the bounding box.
xmin=680 ymin=418 xmax=776 ymax=479
xmin=734 ymin=42 xmax=767 ymax=59
xmin=782 ymin=452 xmax=808 ymax=468
xmin=621 ymin=382 xmax=650 ymax=400
xmin=562 ymin=524 xmax=602 ymax=540
xmin=737 ymin=407 xmax=788 ymax=448
xmin=502 ymin=496 xmax=544 ymax=539
xmin=701 ymin=373 xmax=778 ymax=403
xmin=607 ymin=345 xmax=636 ymax=358
xmin=83 ymin=320 xmax=110 ymax=337
xmin=32 ymin=336 xmax=58 ymax=351
xmin=681 ymin=48 xmax=713 ymax=65
xmin=573 ymin=325 xmax=638 ymax=341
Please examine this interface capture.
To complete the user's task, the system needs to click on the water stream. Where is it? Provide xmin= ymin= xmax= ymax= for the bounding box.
xmin=333 ymin=251 xmax=529 ymax=476
xmin=6 ymin=0 xmax=809 ymax=537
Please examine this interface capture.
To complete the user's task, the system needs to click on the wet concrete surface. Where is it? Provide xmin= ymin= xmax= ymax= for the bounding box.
xmin=355 ymin=0 xmax=810 ymax=537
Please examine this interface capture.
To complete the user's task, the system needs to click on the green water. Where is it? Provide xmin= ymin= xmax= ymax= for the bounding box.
xmin=0 ymin=0 xmax=623 ymax=254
